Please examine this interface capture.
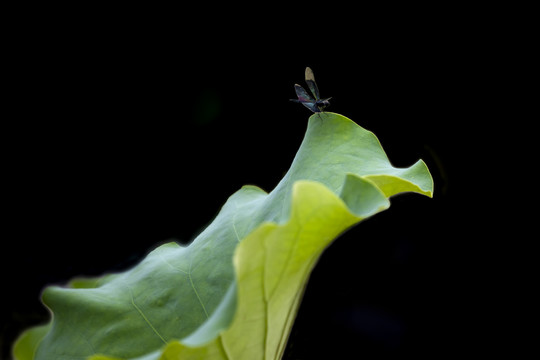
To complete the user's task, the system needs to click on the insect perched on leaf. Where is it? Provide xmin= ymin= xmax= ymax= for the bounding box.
xmin=290 ymin=67 xmax=332 ymax=113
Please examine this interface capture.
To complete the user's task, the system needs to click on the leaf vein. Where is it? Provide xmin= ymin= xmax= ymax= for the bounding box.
xmin=189 ymin=259 xmax=209 ymax=318
xmin=128 ymin=286 xmax=167 ymax=345
xmin=219 ymin=335 xmax=232 ymax=360
xmin=159 ymin=253 xmax=189 ymax=274
xmin=232 ymin=199 xmax=242 ymax=242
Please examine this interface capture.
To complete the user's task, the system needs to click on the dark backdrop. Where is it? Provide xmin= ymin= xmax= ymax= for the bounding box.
xmin=3 ymin=6 xmax=506 ymax=359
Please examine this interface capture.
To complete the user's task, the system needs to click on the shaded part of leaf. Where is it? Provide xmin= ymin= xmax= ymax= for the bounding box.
xmin=340 ymin=174 xmax=390 ymax=218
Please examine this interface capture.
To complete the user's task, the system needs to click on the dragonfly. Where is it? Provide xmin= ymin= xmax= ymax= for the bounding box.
xmin=290 ymin=67 xmax=331 ymax=113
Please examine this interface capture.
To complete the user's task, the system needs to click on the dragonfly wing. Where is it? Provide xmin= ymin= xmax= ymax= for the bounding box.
xmin=305 ymin=67 xmax=320 ymax=100
xmin=300 ymin=101 xmax=320 ymax=113
xmin=294 ymin=84 xmax=315 ymax=102
xmin=293 ymin=83 xmax=320 ymax=112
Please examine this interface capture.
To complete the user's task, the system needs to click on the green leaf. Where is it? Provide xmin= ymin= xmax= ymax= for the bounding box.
xmin=12 ymin=324 xmax=51 ymax=360
xmin=13 ymin=112 xmax=433 ymax=360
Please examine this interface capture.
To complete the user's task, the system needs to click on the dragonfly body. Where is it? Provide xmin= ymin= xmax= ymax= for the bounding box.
xmin=290 ymin=67 xmax=331 ymax=113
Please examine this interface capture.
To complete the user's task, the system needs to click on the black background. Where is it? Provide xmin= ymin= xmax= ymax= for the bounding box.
xmin=2 ymin=4 xmax=522 ymax=359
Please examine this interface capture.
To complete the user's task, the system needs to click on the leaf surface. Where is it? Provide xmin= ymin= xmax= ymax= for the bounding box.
xmin=13 ymin=113 xmax=433 ymax=360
